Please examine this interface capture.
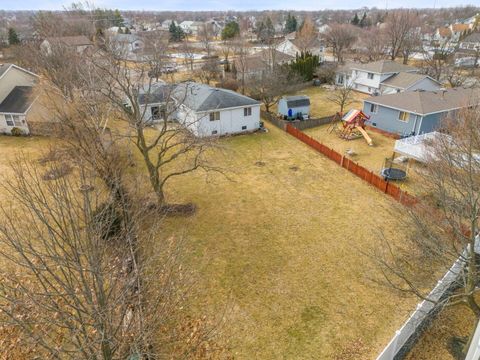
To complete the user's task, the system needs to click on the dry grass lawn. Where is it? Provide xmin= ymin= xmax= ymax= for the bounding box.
xmin=153 ymin=123 xmax=431 ymax=359
xmin=0 ymin=124 xmax=434 ymax=359
xmin=287 ymin=86 xmax=369 ymax=119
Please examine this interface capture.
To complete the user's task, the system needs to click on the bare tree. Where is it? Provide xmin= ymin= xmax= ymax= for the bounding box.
xmin=295 ymin=17 xmax=318 ymax=53
xmin=422 ymin=40 xmax=454 ymax=82
xmin=198 ymin=22 xmax=214 ymax=57
xmin=247 ymin=67 xmax=302 ymax=113
xmin=401 ymin=27 xmax=422 ymax=64
xmin=359 ymin=27 xmax=387 ymax=62
xmin=196 ymin=58 xmax=221 ymax=85
xmin=323 ymin=23 xmax=357 ymax=63
xmin=374 ymin=108 xmax=480 ymax=356
xmin=384 ymin=10 xmax=420 ymax=61
xmin=327 ymin=80 xmax=356 ymax=114
xmin=231 ymin=36 xmax=251 ymax=94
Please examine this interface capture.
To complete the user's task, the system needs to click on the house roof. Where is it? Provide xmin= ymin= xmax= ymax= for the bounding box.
xmin=0 ymin=63 xmax=13 ymax=78
xmin=437 ymin=27 xmax=452 ymax=38
xmin=173 ymin=82 xmax=260 ymax=112
xmin=138 ymin=83 xmax=172 ymax=105
xmin=111 ymin=34 xmax=142 ymax=43
xmin=351 ymin=60 xmax=418 ymax=74
xmin=335 ymin=60 xmax=355 ymax=75
xmin=451 ymin=24 xmax=470 ymax=32
xmin=462 ymin=32 xmax=480 ymax=43
xmin=380 ymin=72 xmax=439 ymax=90
xmin=365 ymin=87 xmax=480 ymax=115
xmin=0 ymin=86 xmax=34 ymax=114
xmin=45 ymin=35 xmax=92 ymax=47
xmin=283 ymin=95 xmax=310 ymax=108
xmin=234 ymin=49 xmax=293 ymax=72
xmin=291 ymin=37 xmax=322 ymax=51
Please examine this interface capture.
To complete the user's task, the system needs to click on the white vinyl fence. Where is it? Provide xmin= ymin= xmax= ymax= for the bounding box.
xmin=376 ymin=238 xmax=480 ymax=360
xmin=465 ymin=318 xmax=480 ymax=360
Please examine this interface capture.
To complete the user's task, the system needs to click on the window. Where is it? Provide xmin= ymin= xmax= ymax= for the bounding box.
xmin=338 ymin=75 xmax=344 ymax=84
xmin=368 ymin=87 xmax=372 ymax=93
xmin=241 ymin=125 xmax=247 ymax=130
xmin=209 ymin=111 xmax=220 ymax=121
xmin=211 ymin=130 xmax=218 ymax=135
xmin=370 ymin=104 xmax=378 ymax=113
xmin=151 ymin=106 xmax=160 ymax=120
xmin=398 ymin=111 xmax=409 ymax=122
xmin=367 ymin=72 xmax=374 ymax=79
xmin=244 ymin=107 xmax=252 ymax=116
xmin=5 ymin=114 xmax=20 ymax=126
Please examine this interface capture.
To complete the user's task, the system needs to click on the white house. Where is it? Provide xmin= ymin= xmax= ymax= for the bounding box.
xmin=276 ymin=37 xmax=325 ymax=61
xmin=172 ymin=82 xmax=261 ymax=137
xmin=109 ymin=34 xmax=145 ymax=57
xmin=336 ymin=60 xmax=420 ymax=95
xmin=0 ymin=63 xmax=38 ymax=135
xmin=135 ymin=82 xmax=172 ymax=123
xmin=179 ymin=21 xmax=204 ymax=36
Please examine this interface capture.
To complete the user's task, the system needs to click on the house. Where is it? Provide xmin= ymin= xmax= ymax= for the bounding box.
xmin=379 ymin=73 xmax=441 ymax=94
xmin=109 ymin=34 xmax=144 ymax=57
xmin=433 ymin=23 xmax=472 ymax=45
xmin=457 ymin=32 xmax=480 ymax=66
xmin=40 ymin=35 xmax=93 ymax=54
xmin=276 ymin=37 xmax=325 ymax=61
xmin=278 ymin=95 xmax=310 ymax=119
xmin=0 ymin=63 xmax=38 ymax=135
xmin=135 ymin=82 xmax=173 ymax=123
xmin=233 ymin=49 xmax=294 ymax=80
xmin=172 ymin=82 xmax=261 ymax=137
xmin=362 ymin=87 xmax=480 ymax=136
xmin=179 ymin=21 xmax=204 ymax=36
xmin=336 ymin=60 xmax=419 ymax=95
xmin=161 ymin=20 xmax=174 ymax=30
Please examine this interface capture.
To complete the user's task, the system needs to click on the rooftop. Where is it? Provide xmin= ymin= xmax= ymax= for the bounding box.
xmin=380 ymin=72 xmax=439 ymax=90
xmin=351 ymin=60 xmax=418 ymax=74
xmin=365 ymin=87 xmax=480 ymax=115
xmin=173 ymin=82 xmax=260 ymax=112
xmin=0 ymin=86 xmax=35 ymax=114
xmin=45 ymin=35 xmax=92 ymax=47
xmin=462 ymin=32 xmax=480 ymax=43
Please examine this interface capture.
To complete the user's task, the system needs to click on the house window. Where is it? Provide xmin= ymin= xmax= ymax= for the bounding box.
xmin=338 ymin=75 xmax=344 ymax=84
xmin=242 ymin=125 xmax=247 ymax=130
xmin=398 ymin=111 xmax=409 ymax=122
xmin=211 ymin=130 xmax=218 ymax=135
xmin=244 ymin=107 xmax=252 ymax=116
xmin=367 ymin=72 xmax=374 ymax=79
xmin=5 ymin=114 xmax=20 ymax=126
xmin=370 ymin=104 xmax=378 ymax=113
xmin=209 ymin=111 xmax=220 ymax=121
xmin=368 ymin=87 xmax=372 ymax=93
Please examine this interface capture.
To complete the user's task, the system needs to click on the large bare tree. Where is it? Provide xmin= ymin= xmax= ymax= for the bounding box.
xmin=323 ymin=23 xmax=357 ymax=63
xmin=384 ymin=10 xmax=420 ymax=61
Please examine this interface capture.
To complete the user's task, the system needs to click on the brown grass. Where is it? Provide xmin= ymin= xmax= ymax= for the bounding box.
xmin=0 ymin=122 xmax=434 ymax=359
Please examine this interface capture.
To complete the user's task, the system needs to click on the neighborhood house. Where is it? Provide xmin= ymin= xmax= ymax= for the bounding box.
xmin=172 ymin=82 xmax=261 ymax=137
xmin=363 ymin=87 xmax=480 ymax=136
xmin=40 ymin=35 xmax=93 ymax=54
xmin=0 ymin=63 xmax=38 ymax=135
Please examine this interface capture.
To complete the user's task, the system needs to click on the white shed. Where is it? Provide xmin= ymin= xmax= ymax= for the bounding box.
xmin=278 ymin=95 xmax=310 ymax=119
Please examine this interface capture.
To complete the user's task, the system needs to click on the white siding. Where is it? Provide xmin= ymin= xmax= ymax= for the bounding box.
xmin=0 ymin=113 xmax=30 ymax=134
xmin=0 ymin=67 xmax=36 ymax=103
xmin=192 ymin=105 xmax=261 ymax=137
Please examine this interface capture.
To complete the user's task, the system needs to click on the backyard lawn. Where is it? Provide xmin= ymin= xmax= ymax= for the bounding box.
xmin=0 ymin=123 xmax=436 ymax=359
xmin=288 ymin=86 xmax=369 ymax=118
xmin=152 ymin=123 xmax=434 ymax=359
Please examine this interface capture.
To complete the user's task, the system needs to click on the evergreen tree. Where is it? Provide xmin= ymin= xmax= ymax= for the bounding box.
xmin=351 ymin=13 xmax=360 ymax=26
xmin=112 ymin=9 xmax=125 ymax=27
xmin=289 ymin=51 xmax=320 ymax=81
xmin=359 ymin=12 xmax=368 ymax=28
xmin=285 ymin=13 xmax=297 ymax=33
xmin=257 ymin=17 xmax=275 ymax=43
xmin=221 ymin=21 xmax=240 ymax=40
xmin=8 ymin=28 xmax=20 ymax=45
xmin=169 ymin=21 xmax=185 ymax=42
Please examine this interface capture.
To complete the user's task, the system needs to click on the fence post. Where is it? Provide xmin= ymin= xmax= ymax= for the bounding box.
xmin=341 ymin=155 xmax=344 ymax=167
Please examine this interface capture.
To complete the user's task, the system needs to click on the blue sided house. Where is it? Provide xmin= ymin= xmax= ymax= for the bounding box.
xmin=362 ymin=87 xmax=480 ymax=137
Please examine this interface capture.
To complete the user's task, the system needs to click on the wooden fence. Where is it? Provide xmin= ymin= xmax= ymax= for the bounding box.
xmin=261 ymin=111 xmax=334 ymax=131
xmin=285 ymin=124 xmax=417 ymax=206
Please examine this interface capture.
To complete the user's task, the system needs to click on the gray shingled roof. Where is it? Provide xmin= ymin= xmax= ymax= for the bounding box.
xmin=284 ymin=95 xmax=310 ymax=108
xmin=380 ymin=72 xmax=439 ymax=90
xmin=138 ymin=83 xmax=172 ymax=105
xmin=173 ymin=82 xmax=260 ymax=112
xmin=46 ymin=35 xmax=92 ymax=47
xmin=352 ymin=60 xmax=418 ymax=74
xmin=365 ymin=87 xmax=480 ymax=115
xmin=0 ymin=86 xmax=34 ymax=113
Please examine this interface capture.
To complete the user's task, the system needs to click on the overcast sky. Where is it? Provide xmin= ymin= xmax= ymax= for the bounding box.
xmin=1 ymin=0 xmax=478 ymax=11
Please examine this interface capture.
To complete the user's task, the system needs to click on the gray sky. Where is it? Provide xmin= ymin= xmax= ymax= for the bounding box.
xmin=1 ymin=0 xmax=479 ymax=11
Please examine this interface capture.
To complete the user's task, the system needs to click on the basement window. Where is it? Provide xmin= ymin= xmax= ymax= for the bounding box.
xmin=211 ymin=130 xmax=218 ymax=135
xmin=242 ymin=125 xmax=247 ymax=130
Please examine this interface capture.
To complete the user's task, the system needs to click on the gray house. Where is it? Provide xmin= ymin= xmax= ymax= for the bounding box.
xmin=363 ymin=87 xmax=480 ymax=136
xmin=379 ymin=73 xmax=441 ymax=94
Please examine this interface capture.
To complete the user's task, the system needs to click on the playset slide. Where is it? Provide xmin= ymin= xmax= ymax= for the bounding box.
xmin=355 ymin=126 xmax=373 ymax=146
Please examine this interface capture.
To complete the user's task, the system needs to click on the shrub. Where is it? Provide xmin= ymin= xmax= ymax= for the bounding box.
xmin=42 ymin=163 xmax=72 ymax=181
xmin=91 ymin=202 xmax=123 ymax=242
xmin=217 ymin=78 xmax=239 ymax=91
xmin=10 ymin=127 xmax=24 ymax=136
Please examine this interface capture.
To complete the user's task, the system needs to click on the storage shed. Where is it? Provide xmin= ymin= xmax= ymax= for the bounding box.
xmin=278 ymin=95 xmax=310 ymax=119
